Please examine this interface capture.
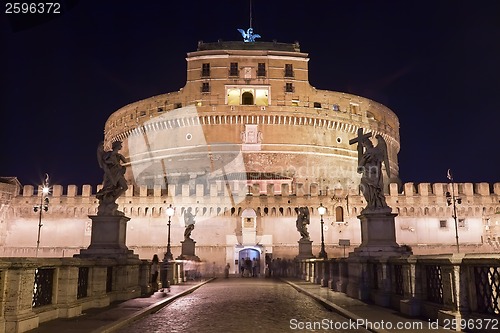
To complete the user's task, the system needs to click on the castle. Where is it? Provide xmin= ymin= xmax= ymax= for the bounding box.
xmin=1 ymin=40 xmax=499 ymax=269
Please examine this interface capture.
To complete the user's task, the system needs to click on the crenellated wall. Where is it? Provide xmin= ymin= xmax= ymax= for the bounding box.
xmin=0 ymin=181 xmax=498 ymax=262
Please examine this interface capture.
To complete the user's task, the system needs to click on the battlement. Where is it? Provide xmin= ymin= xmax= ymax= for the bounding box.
xmin=20 ymin=182 xmax=500 ymax=198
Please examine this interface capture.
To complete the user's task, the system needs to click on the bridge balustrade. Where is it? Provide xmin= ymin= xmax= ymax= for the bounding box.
xmin=0 ymin=257 xmax=182 ymax=333
xmin=295 ymin=254 xmax=500 ymax=328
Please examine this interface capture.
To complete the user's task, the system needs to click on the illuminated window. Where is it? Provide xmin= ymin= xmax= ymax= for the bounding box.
xmin=285 ymin=83 xmax=294 ymax=93
xmin=229 ymin=62 xmax=238 ymax=76
xmin=292 ymin=99 xmax=299 ymax=106
xmin=202 ymin=63 xmax=210 ymax=77
xmin=257 ymin=63 xmax=266 ymax=76
xmin=226 ymin=86 xmax=270 ymax=106
xmin=284 ymin=64 xmax=294 ymax=77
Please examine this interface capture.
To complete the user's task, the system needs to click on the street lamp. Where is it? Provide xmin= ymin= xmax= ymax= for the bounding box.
xmin=33 ymin=174 xmax=50 ymax=257
xmin=318 ymin=204 xmax=327 ymax=259
xmin=446 ymin=169 xmax=462 ymax=253
xmin=165 ymin=204 xmax=175 ymax=261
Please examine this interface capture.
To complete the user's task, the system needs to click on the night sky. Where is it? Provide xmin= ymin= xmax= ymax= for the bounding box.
xmin=1 ymin=0 xmax=499 ymax=189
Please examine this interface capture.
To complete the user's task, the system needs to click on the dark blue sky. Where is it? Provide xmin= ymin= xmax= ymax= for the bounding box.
xmin=1 ymin=0 xmax=499 ymax=188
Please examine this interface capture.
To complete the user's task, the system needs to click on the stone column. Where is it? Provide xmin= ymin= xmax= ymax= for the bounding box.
xmin=320 ymin=259 xmax=329 ymax=287
xmin=56 ymin=260 xmax=81 ymax=318
xmin=3 ymin=262 xmax=39 ymax=333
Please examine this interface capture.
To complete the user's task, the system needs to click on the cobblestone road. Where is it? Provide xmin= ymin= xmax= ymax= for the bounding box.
xmin=117 ymin=278 xmax=370 ymax=333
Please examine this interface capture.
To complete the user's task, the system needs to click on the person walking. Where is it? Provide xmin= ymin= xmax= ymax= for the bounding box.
xmin=151 ymin=254 xmax=159 ymax=292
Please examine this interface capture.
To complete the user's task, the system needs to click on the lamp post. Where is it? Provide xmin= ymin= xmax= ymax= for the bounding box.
xmin=33 ymin=174 xmax=50 ymax=257
xmin=318 ymin=204 xmax=327 ymax=259
xmin=165 ymin=204 xmax=175 ymax=260
xmin=446 ymin=169 xmax=461 ymax=253
xmin=161 ymin=204 xmax=175 ymax=291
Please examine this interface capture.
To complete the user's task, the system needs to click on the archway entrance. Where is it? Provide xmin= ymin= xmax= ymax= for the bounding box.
xmin=242 ymin=91 xmax=254 ymax=105
xmin=238 ymin=248 xmax=260 ymax=277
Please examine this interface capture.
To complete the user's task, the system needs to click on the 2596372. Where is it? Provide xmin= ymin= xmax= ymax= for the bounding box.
xmin=5 ymin=2 xmax=61 ymax=14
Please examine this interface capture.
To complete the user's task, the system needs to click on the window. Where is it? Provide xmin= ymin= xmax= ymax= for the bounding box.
xmin=257 ymin=63 xmax=266 ymax=76
xmin=242 ymin=91 xmax=254 ymax=105
xmin=313 ymin=102 xmax=322 ymax=108
xmin=350 ymin=103 xmax=360 ymax=114
xmin=157 ymin=107 xmax=164 ymax=113
xmin=285 ymin=83 xmax=294 ymax=93
xmin=201 ymin=82 xmax=210 ymax=93
xmin=291 ymin=99 xmax=299 ymax=106
xmin=335 ymin=207 xmax=344 ymax=222
xmin=174 ymin=103 xmax=182 ymax=109
xmin=439 ymin=220 xmax=447 ymax=228
xmin=229 ymin=62 xmax=238 ymax=76
xmin=332 ymin=104 xmax=340 ymax=111
xmin=284 ymin=64 xmax=294 ymax=77
xmin=202 ymin=63 xmax=210 ymax=77
xmin=458 ymin=219 xmax=466 ymax=228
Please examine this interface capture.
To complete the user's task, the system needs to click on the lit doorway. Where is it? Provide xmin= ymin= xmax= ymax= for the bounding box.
xmin=242 ymin=91 xmax=254 ymax=105
xmin=238 ymin=248 xmax=260 ymax=276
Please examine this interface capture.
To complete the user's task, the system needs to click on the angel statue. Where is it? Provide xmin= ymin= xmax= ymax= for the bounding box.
xmin=357 ymin=134 xmax=391 ymax=211
xmin=183 ymin=207 xmax=196 ymax=240
xmin=237 ymin=28 xmax=261 ymax=42
xmin=296 ymin=207 xmax=310 ymax=240
xmin=95 ymin=141 xmax=128 ymax=215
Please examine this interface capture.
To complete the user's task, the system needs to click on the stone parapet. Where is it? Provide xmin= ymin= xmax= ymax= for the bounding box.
xmin=0 ymin=257 xmax=149 ymax=333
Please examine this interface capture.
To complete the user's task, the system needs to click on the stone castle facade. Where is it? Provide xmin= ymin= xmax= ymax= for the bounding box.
xmin=1 ymin=41 xmax=499 ymax=268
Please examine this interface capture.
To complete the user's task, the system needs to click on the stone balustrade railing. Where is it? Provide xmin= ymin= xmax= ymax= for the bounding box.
xmin=296 ymin=254 xmax=500 ymax=332
xmin=0 ymin=257 xmax=185 ymax=333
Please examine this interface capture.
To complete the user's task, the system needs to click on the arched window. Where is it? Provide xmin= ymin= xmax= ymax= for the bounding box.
xmin=335 ymin=206 xmax=344 ymax=222
xmin=242 ymin=92 xmax=254 ymax=105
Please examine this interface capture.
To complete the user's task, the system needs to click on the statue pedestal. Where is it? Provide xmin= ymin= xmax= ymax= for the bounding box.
xmin=176 ymin=238 xmax=200 ymax=261
xmin=296 ymin=239 xmax=314 ymax=260
xmin=351 ymin=209 xmax=410 ymax=257
xmin=346 ymin=209 xmax=411 ymax=301
xmin=76 ymin=215 xmax=138 ymax=259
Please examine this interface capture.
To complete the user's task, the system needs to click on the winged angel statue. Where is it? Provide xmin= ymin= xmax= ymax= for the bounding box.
xmin=296 ymin=207 xmax=310 ymax=240
xmin=95 ymin=141 xmax=128 ymax=215
xmin=237 ymin=28 xmax=261 ymax=42
xmin=358 ymin=134 xmax=391 ymax=211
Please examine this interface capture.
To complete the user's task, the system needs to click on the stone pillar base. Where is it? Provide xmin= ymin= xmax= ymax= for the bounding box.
xmin=76 ymin=215 xmax=138 ymax=259
xmin=296 ymin=239 xmax=314 ymax=260
xmin=176 ymin=239 xmax=200 ymax=261
xmin=350 ymin=210 xmax=412 ymax=258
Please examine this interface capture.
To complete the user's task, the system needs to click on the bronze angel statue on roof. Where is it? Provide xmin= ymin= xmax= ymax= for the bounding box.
xmin=357 ymin=134 xmax=391 ymax=212
xmin=237 ymin=28 xmax=261 ymax=42
xmin=95 ymin=141 xmax=128 ymax=215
